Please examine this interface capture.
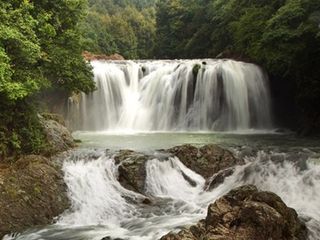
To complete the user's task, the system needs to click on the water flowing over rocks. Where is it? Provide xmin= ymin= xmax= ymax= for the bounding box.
xmin=0 ymin=155 xmax=69 ymax=238
xmin=160 ymin=185 xmax=308 ymax=240
xmin=113 ymin=144 xmax=244 ymax=194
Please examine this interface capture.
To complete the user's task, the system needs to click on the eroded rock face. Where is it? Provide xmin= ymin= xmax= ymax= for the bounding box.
xmin=160 ymin=185 xmax=307 ymax=240
xmin=0 ymin=155 xmax=69 ymax=238
xmin=168 ymin=144 xmax=244 ymax=179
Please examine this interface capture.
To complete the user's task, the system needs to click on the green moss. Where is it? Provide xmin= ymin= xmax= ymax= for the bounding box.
xmin=192 ymin=64 xmax=201 ymax=79
xmin=34 ymin=186 xmax=42 ymax=195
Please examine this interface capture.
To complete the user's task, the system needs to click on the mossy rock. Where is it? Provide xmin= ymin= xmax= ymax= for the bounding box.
xmin=192 ymin=64 xmax=201 ymax=79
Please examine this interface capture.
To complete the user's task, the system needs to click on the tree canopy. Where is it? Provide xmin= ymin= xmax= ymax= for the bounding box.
xmin=82 ymin=0 xmax=156 ymax=58
xmin=0 ymin=0 xmax=95 ymax=157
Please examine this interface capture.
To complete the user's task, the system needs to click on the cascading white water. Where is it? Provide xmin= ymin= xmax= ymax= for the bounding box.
xmin=58 ymin=152 xmax=142 ymax=226
xmin=145 ymin=157 xmax=205 ymax=200
xmin=68 ymin=59 xmax=272 ymax=131
xmin=7 ymin=148 xmax=320 ymax=240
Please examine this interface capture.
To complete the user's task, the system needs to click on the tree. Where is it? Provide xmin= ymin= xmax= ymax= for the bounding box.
xmin=0 ymin=0 xmax=95 ymax=158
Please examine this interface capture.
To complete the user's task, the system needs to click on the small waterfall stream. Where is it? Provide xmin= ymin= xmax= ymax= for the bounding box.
xmin=68 ymin=59 xmax=272 ymax=131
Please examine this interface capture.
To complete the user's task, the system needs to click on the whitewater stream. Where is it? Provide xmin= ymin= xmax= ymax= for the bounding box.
xmin=4 ymin=60 xmax=320 ymax=239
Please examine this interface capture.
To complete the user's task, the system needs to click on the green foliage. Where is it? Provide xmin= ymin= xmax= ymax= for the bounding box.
xmin=192 ymin=64 xmax=201 ymax=79
xmin=0 ymin=1 xmax=45 ymax=101
xmin=80 ymin=12 xmax=118 ymax=54
xmin=31 ymin=0 xmax=95 ymax=94
xmin=155 ymin=0 xmax=205 ymax=58
xmin=0 ymin=100 xmax=47 ymax=159
xmin=82 ymin=0 xmax=156 ymax=58
xmin=0 ymin=0 xmax=95 ymax=158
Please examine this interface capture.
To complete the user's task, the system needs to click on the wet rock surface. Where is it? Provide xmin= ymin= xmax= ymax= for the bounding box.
xmin=160 ymin=185 xmax=307 ymax=240
xmin=0 ymin=155 xmax=69 ymax=238
xmin=167 ymin=144 xmax=244 ymax=179
xmin=114 ymin=150 xmax=149 ymax=194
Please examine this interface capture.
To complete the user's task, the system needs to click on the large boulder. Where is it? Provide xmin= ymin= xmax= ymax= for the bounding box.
xmin=113 ymin=150 xmax=149 ymax=194
xmin=39 ymin=113 xmax=75 ymax=155
xmin=0 ymin=155 xmax=69 ymax=238
xmin=160 ymin=185 xmax=307 ymax=240
xmin=168 ymin=144 xmax=244 ymax=179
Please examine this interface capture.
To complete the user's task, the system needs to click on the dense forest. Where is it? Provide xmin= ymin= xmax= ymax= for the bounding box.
xmin=1 ymin=0 xmax=320 ymax=158
xmin=82 ymin=0 xmax=157 ymax=58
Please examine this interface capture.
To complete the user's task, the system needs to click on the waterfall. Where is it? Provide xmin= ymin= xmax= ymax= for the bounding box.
xmin=68 ymin=59 xmax=272 ymax=131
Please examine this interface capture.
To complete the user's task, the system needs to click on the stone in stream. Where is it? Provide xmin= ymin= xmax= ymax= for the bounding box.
xmin=160 ymin=185 xmax=308 ymax=240
xmin=167 ymin=144 xmax=244 ymax=179
xmin=114 ymin=150 xmax=149 ymax=194
xmin=167 ymin=144 xmax=244 ymax=190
